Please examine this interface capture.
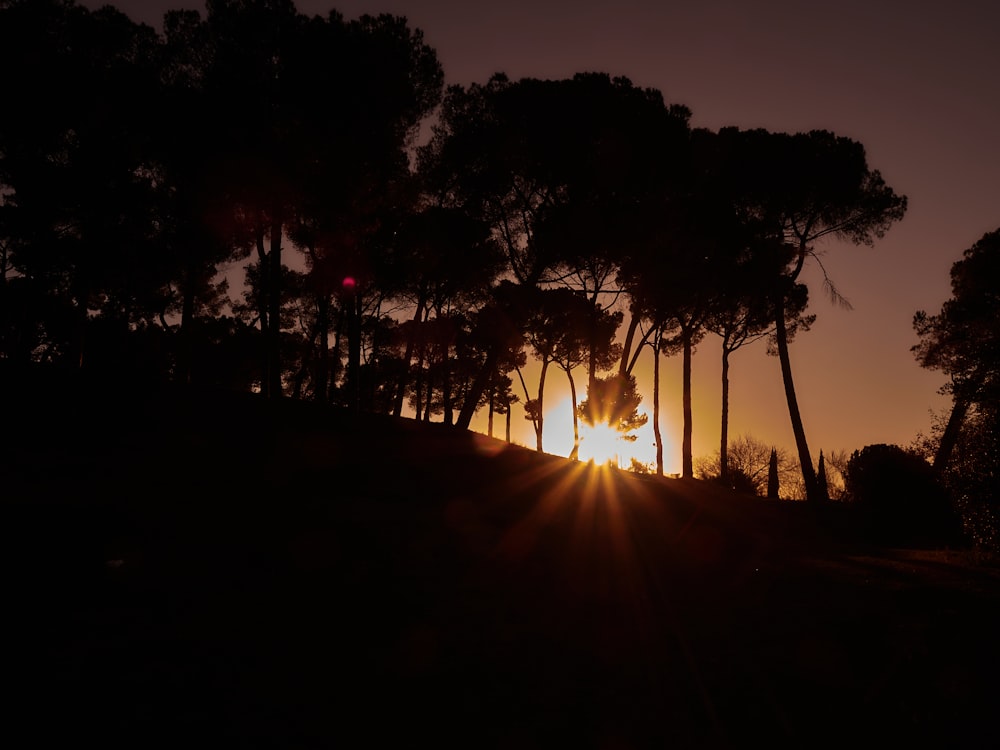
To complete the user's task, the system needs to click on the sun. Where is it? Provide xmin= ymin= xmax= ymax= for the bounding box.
xmin=578 ymin=420 xmax=627 ymax=467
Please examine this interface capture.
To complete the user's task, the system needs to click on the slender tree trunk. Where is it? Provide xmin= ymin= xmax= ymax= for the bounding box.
xmin=442 ymin=335 xmax=453 ymax=426
xmin=534 ymin=359 xmax=549 ymax=452
xmin=587 ymin=302 xmax=598 ymax=396
xmin=488 ymin=390 xmax=495 ymax=437
xmin=934 ymin=393 xmax=971 ymax=474
xmin=567 ymin=368 xmax=580 ymax=460
xmin=505 ymin=407 xmax=512 ymax=443
xmin=682 ymin=331 xmax=694 ymax=479
xmin=253 ymin=227 xmax=269 ymax=391
xmin=347 ymin=289 xmax=361 ymax=414
xmin=653 ymin=333 xmax=663 ymax=476
xmin=392 ymin=300 xmax=424 ymax=417
xmin=457 ymin=347 xmax=498 ymax=429
xmin=774 ymin=294 xmax=819 ymax=500
xmin=619 ymin=310 xmax=641 ymax=377
xmin=266 ymin=212 xmax=283 ymax=399
xmin=720 ymin=345 xmax=731 ymax=483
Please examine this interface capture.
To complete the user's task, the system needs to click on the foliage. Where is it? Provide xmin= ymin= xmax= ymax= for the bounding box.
xmin=0 ymin=2 xmax=916 ymax=488
xmin=577 ymin=373 xmax=647 ymax=440
xmin=696 ymin=434 xmax=799 ymax=498
xmin=912 ymin=229 xmax=1000 ymax=549
xmin=844 ymin=444 xmax=964 ymax=547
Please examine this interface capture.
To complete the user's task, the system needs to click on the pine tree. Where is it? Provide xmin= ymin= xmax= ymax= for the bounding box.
xmin=767 ymin=448 xmax=780 ymax=499
xmin=817 ymin=450 xmax=831 ymax=502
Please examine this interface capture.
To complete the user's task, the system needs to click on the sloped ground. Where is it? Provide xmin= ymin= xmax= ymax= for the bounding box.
xmin=3 ymin=380 xmax=1000 ymax=747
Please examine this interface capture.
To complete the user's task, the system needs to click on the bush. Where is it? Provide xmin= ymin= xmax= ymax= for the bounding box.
xmin=844 ymin=444 xmax=964 ymax=547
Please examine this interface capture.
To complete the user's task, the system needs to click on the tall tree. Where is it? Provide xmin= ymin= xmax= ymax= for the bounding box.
xmin=913 ymin=229 xmax=1000 ymax=473
xmin=0 ymin=0 xmax=166 ymax=371
xmin=201 ymin=1 xmax=442 ymax=399
xmin=717 ymin=127 xmax=908 ymax=501
xmin=422 ymin=72 xmax=690 ymax=429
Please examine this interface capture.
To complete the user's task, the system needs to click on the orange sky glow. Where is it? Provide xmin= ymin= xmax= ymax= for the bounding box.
xmin=85 ymin=0 xmax=1000 ymax=474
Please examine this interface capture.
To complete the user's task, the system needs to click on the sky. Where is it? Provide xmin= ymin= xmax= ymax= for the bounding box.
xmin=82 ymin=0 xmax=1000 ymax=474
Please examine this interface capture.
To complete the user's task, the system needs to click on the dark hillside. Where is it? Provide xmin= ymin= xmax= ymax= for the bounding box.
xmin=3 ymin=376 xmax=999 ymax=747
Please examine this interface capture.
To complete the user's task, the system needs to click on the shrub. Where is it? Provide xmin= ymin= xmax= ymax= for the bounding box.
xmin=844 ymin=444 xmax=964 ymax=547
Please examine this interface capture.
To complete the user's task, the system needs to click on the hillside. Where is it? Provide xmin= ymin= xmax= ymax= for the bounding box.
xmin=3 ymin=379 xmax=1000 ymax=747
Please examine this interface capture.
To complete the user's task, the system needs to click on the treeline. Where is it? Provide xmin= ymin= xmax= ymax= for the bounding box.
xmin=0 ymin=0 xmax=909 ymax=501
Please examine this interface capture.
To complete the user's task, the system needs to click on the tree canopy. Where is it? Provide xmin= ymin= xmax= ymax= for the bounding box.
xmin=0 ymin=0 xmax=916 ymax=492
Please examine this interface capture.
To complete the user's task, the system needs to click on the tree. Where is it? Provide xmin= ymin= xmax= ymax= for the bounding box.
xmin=913 ymin=229 xmax=1000 ymax=549
xmin=201 ymin=1 xmax=442 ymax=399
xmin=716 ymin=127 xmax=908 ymax=502
xmin=0 ymin=0 xmax=166 ymax=371
xmin=386 ymin=204 xmax=502 ymax=418
xmin=816 ymin=450 xmax=830 ymax=502
xmin=619 ymin=189 xmax=738 ymax=479
xmin=844 ymin=444 xmax=962 ymax=546
xmin=422 ymin=73 xmax=690 ymax=429
xmin=704 ymin=224 xmax=813 ymax=484
xmin=913 ymin=229 xmax=1000 ymax=472
xmin=517 ymin=287 xmax=611 ymax=453
xmin=767 ymin=448 xmax=780 ymax=499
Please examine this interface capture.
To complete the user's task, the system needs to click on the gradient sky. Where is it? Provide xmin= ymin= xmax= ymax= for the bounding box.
xmin=82 ymin=0 xmax=1000 ymax=472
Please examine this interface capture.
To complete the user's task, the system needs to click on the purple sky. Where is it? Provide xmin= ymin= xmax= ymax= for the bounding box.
xmin=82 ymin=0 xmax=1000 ymax=472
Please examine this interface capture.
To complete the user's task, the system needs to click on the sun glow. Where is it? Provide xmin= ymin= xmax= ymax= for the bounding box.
xmin=578 ymin=420 xmax=628 ymax=467
xmin=537 ymin=396 xmax=657 ymax=470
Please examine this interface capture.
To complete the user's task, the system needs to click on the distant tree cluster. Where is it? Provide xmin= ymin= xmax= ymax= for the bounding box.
xmin=0 ymin=0 xmax=908 ymax=499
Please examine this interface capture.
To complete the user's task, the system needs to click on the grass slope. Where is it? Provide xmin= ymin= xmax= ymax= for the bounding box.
xmin=3 ymin=382 xmax=1000 ymax=747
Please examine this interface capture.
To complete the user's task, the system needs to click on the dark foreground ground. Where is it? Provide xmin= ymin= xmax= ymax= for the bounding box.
xmin=3 ymin=381 xmax=1000 ymax=748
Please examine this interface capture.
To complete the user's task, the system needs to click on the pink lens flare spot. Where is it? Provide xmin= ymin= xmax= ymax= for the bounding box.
xmin=342 ymin=276 xmax=356 ymax=289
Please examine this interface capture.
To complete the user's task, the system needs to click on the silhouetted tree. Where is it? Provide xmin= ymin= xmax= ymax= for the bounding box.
xmin=199 ymin=1 xmax=442 ymax=399
xmin=716 ymin=127 xmax=908 ymax=501
xmin=913 ymin=229 xmax=1000 ymax=549
xmin=913 ymin=229 xmax=1000 ymax=472
xmin=817 ymin=450 xmax=830 ymax=502
xmin=0 ymin=0 xmax=166 ymax=370
xmin=386 ymin=204 xmax=502 ymax=418
xmin=845 ymin=444 xmax=962 ymax=546
xmin=423 ymin=73 xmax=690 ymax=429
xmin=703 ymin=217 xmax=814 ymax=484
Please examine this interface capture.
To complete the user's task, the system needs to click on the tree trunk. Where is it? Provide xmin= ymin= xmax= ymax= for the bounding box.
xmin=653 ymin=333 xmax=663 ymax=476
xmin=487 ymin=390 xmax=495 ymax=437
xmin=567 ymin=368 xmax=580 ymax=461
xmin=441 ymin=335 xmax=453 ymax=426
xmin=619 ymin=311 xmax=641 ymax=377
xmin=534 ymin=360 xmax=549 ymax=453
xmin=720 ymin=345 xmax=731 ymax=483
xmin=457 ymin=347 xmax=498 ymax=429
xmin=774 ymin=294 xmax=819 ymax=501
xmin=254 ymin=226 xmax=269 ymax=391
xmin=266 ymin=213 xmax=283 ymax=399
xmin=934 ymin=393 xmax=971 ymax=474
xmin=347 ymin=289 xmax=361 ymax=414
xmin=681 ymin=330 xmax=694 ymax=479
xmin=392 ymin=301 xmax=424 ymax=417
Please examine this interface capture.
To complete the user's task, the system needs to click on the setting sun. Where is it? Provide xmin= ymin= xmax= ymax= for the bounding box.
xmin=535 ymin=396 xmax=659 ymax=471
xmin=578 ymin=421 xmax=628 ymax=467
